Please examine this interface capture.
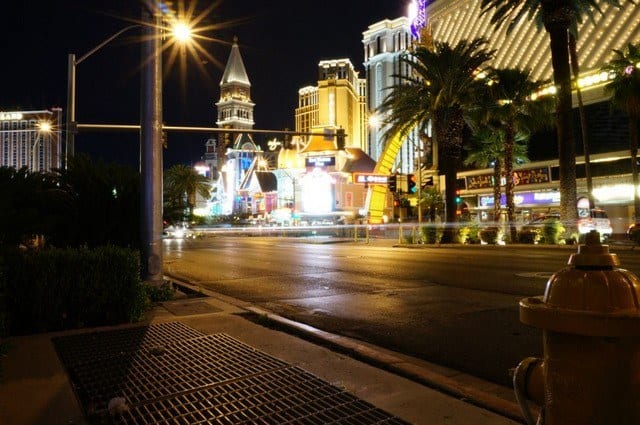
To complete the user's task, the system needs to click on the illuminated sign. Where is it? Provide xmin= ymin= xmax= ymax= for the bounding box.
xmin=466 ymin=167 xmax=550 ymax=190
xmin=409 ymin=0 xmax=427 ymax=38
xmin=353 ymin=173 xmax=389 ymax=184
xmin=305 ymin=156 xmax=335 ymax=168
xmin=0 ymin=112 xmax=23 ymax=121
xmin=267 ymin=138 xmax=281 ymax=151
xmin=479 ymin=191 xmax=560 ymax=207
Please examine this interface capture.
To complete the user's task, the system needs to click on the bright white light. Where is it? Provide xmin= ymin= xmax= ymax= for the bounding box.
xmin=593 ymin=184 xmax=637 ymax=202
xmin=369 ymin=114 xmax=381 ymax=128
xmin=38 ymin=121 xmax=52 ymax=132
xmin=172 ymin=22 xmax=192 ymax=43
xmin=193 ymin=207 xmax=209 ymax=217
xmin=301 ymin=170 xmax=334 ymax=214
xmin=407 ymin=1 xmax=418 ymax=21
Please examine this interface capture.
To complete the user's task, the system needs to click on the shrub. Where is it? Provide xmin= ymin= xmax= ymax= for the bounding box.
xmin=479 ymin=226 xmax=500 ymax=244
xmin=144 ymin=282 xmax=176 ymax=303
xmin=421 ymin=224 xmax=440 ymax=244
xmin=0 ymin=253 xmax=8 ymax=353
xmin=2 ymin=246 xmax=146 ymax=335
xmin=541 ymin=219 xmax=565 ymax=245
xmin=518 ymin=229 xmax=539 ymax=244
xmin=459 ymin=223 xmax=481 ymax=244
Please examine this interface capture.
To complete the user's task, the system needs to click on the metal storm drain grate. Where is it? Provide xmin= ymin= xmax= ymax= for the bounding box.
xmin=54 ymin=322 xmax=408 ymax=424
xmin=53 ymin=321 xmax=205 ymax=368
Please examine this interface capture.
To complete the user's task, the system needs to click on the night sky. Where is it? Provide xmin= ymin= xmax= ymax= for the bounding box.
xmin=2 ymin=0 xmax=408 ymax=168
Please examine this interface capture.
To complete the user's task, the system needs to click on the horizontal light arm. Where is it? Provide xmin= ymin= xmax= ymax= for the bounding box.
xmin=76 ymin=123 xmax=347 ymax=138
xmin=76 ymin=24 xmax=141 ymax=65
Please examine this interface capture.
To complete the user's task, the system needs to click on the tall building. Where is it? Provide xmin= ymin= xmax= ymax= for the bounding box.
xmin=362 ymin=17 xmax=420 ymax=172
xmin=362 ymin=1 xmax=640 ymax=224
xmin=295 ymin=59 xmax=367 ymax=152
xmin=214 ymin=37 xmax=272 ymax=216
xmin=426 ymin=0 xmax=640 ymax=105
xmin=0 ymin=108 xmax=62 ymax=173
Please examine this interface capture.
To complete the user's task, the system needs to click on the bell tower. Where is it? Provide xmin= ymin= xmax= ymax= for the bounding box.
xmin=216 ymin=36 xmax=255 ymax=148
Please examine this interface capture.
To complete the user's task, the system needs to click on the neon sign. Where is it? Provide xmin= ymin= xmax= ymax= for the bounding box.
xmin=0 ymin=112 xmax=23 ymax=121
xmin=353 ymin=173 xmax=389 ymax=184
xmin=409 ymin=0 xmax=427 ymax=39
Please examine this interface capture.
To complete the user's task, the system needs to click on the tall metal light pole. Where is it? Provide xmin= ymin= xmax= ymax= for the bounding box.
xmin=141 ymin=1 xmax=164 ymax=285
xmin=65 ymin=25 xmax=141 ymax=168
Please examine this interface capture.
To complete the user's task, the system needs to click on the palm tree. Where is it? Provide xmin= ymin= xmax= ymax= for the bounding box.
xmin=164 ymin=164 xmax=212 ymax=222
xmin=484 ymin=68 xmax=555 ymax=241
xmin=480 ymin=0 xmax=629 ymax=225
xmin=379 ymin=38 xmax=494 ymax=243
xmin=420 ymin=186 xmax=445 ymax=223
xmin=54 ymin=154 xmax=140 ymax=248
xmin=569 ymin=33 xmax=595 ymax=209
xmin=602 ymin=42 xmax=640 ymax=219
xmin=464 ymin=127 xmax=530 ymax=229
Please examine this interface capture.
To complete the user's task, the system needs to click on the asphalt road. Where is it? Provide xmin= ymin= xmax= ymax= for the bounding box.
xmin=163 ymin=235 xmax=640 ymax=387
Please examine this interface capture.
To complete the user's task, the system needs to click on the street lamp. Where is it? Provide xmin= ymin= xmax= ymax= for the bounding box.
xmin=140 ymin=1 xmax=195 ymax=285
xmin=64 ymin=4 xmax=194 ymax=285
xmin=31 ymin=121 xmax=52 ymax=172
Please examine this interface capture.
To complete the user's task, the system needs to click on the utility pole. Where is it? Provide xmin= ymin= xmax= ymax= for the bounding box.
xmin=140 ymin=1 xmax=164 ymax=285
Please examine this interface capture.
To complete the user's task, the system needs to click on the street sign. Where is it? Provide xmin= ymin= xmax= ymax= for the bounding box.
xmin=353 ymin=173 xmax=389 ymax=185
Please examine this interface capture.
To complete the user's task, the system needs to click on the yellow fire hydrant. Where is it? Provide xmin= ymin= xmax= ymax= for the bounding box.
xmin=515 ymin=230 xmax=640 ymax=425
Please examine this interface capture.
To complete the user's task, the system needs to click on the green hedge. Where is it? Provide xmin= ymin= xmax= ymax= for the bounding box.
xmin=1 ymin=246 xmax=146 ymax=335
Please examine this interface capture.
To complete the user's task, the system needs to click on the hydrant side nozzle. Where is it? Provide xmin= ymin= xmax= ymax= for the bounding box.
xmin=514 ymin=357 xmax=545 ymax=405
xmin=513 ymin=357 xmax=544 ymax=425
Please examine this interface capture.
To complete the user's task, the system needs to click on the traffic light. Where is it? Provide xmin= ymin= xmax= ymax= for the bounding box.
xmin=455 ymin=189 xmax=462 ymax=203
xmin=336 ymin=128 xmax=346 ymax=150
xmin=408 ymin=174 xmax=417 ymax=193
xmin=388 ymin=174 xmax=397 ymax=192
xmin=422 ymin=176 xmax=434 ymax=187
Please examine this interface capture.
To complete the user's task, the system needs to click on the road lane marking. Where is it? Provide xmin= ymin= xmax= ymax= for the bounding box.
xmin=515 ymin=271 xmax=554 ymax=279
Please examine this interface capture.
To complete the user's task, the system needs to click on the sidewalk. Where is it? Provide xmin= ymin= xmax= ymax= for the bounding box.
xmin=0 ymin=282 xmax=525 ymax=425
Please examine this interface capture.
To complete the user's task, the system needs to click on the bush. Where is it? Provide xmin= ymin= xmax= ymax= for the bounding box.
xmin=421 ymin=224 xmax=440 ymax=244
xmin=2 ymin=246 xmax=146 ymax=335
xmin=144 ymin=282 xmax=176 ymax=303
xmin=479 ymin=226 xmax=500 ymax=244
xmin=459 ymin=224 xmax=481 ymax=244
xmin=518 ymin=229 xmax=539 ymax=244
xmin=0 ymin=253 xmax=8 ymax=353
xmin=541 ymin=219 xmax=565 ymax=245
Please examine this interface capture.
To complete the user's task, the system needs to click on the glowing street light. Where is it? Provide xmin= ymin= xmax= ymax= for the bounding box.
xmin=65 ymin=17 xmax=195 ymax=167
xmin=141 ymin=1 xmax=199 ymax=285
xmin=31 ymin=121 xmax=52 ymax=172
xmin=171 ymin=22 xmax=192 ymax=42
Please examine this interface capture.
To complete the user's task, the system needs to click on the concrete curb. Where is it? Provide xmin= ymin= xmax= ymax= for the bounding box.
xmin=165 ymin=273 xmax=530 ymax=424
xmin=244 ymin=306 xmax=529 ymax=424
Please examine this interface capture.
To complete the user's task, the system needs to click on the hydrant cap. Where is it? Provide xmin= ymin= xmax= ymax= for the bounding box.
xmin=567 ymin=230 xmax=619 ymax=267
xmin=520 ymin=229 xmax=640 ymax=336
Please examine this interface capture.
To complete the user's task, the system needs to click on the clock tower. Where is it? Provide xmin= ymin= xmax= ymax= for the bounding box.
xmin=216 ymin=36 xmax=255 ymax=147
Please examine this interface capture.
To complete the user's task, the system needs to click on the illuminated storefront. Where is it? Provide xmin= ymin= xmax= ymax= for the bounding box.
xmin=459 ymin=150 xmax=640 ymax=234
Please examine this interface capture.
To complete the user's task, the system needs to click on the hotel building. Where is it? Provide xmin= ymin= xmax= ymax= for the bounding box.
xmin=0 ymin=108 xmax=62 ymax=173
